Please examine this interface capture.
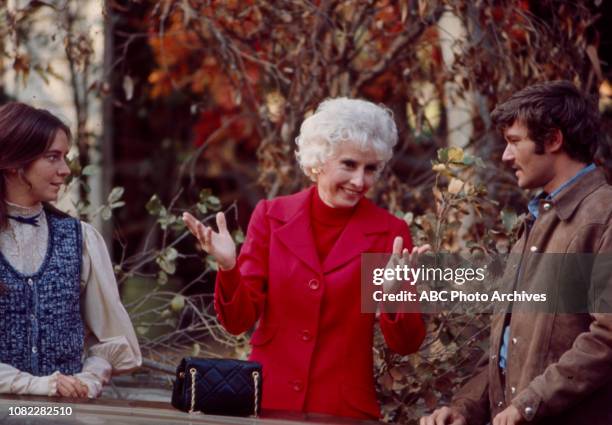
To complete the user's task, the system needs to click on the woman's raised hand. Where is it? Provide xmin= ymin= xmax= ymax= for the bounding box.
xmin=383 ymin=237 xmax=432 ymax=292
xmin=392 ymin=236 xmax=432 ymax=265
xmin=183 ymin=211 xmax=237 ymax=270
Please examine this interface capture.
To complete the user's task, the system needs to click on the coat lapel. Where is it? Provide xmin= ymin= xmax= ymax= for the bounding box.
xmin=269 ymin=187 xmax=390 ymax=275
xmin=272 ymin=188 xmax=321 ymax=274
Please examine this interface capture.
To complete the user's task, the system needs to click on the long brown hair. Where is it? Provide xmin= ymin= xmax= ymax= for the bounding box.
xmin=0 ymin=103 xmax=72 ymax=295
xmin=0 ymin=102 xmax=71 ymax=229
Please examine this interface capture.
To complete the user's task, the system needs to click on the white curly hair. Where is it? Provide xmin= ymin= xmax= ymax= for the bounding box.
xmin=295 ymin=97 xmax=398 ymax=181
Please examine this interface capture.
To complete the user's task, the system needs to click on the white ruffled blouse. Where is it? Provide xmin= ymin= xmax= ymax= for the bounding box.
xmin=0 ymin=202 xmax=142 ymax=398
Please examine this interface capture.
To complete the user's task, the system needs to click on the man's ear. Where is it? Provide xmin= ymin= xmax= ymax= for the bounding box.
xmin=545 ymin=129 xmax=563 ymax=153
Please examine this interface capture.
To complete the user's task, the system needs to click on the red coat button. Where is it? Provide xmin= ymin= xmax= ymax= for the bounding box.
xmin=292 ymin=380 xmax=303 ymax=392
xmin=301 ymin=330 xmax=312 ymax=341
xmin=308 ymin=279 xmax=319 ymax=290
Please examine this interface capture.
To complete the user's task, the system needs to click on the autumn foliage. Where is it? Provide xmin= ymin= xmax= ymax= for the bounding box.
xmin=138 ymin=0 xmax=607 ymax=422
xmin=1 ymin=0 xmax=607 ymax=422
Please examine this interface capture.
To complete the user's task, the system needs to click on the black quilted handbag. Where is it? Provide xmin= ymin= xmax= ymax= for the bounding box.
xmin=171 ymin=357 xmax=263 ymax=417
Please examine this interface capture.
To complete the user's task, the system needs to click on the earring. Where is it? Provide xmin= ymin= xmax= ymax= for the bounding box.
xmin=311 ymin=167 xmax=320 ymax=175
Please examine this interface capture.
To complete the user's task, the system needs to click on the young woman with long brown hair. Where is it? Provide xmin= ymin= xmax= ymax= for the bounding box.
xmin=0 ymin=102 xmax=141 ymax=398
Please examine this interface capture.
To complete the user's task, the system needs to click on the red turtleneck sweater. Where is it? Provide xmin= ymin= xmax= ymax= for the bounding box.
xmin=310 ymin=188 xmax=355 ymax=263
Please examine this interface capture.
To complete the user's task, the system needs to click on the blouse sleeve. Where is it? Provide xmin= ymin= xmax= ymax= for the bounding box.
xmin=0 ymin=363 xmax=58 ymax=396
xmin=77 ymin=222 xmax=142 ymax=397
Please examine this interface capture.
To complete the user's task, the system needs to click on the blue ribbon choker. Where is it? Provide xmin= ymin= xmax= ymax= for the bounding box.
xmin=7 ymin=212 xmax=42 ymax=227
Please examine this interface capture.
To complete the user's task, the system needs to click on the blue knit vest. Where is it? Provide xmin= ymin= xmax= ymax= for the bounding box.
xmin=0 ymin=211 xmax=83 ymax=376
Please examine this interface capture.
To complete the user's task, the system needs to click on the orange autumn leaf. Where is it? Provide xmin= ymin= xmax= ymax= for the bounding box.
xmin=148 ymin=70 xmax=174 ymax=98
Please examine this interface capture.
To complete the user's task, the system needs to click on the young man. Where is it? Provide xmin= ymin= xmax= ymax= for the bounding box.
xmin=421 ymin=81 xmax=612 ymax=425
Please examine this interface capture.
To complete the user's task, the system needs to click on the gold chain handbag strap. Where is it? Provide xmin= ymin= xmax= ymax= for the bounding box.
xmin=189 ymin=368 xmax=197 ymax=414
xmin=187 ymin=367 xmax=261 ymax=417
xmin=252 ymin=371 xmax=260 ymax=417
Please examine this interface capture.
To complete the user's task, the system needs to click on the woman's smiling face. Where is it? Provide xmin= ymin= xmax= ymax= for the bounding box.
xmin=20 ymin=130 xmax=71 ymax=205
xmin=316 ymin=143 xmax=381 ymax=208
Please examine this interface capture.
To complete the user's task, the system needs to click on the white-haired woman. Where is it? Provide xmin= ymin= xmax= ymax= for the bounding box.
xmin=183 ymin=98 xmax=425 ymax=420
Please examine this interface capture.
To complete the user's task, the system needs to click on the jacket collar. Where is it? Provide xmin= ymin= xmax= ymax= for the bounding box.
xmin=552 ymin=167 xmax=607 ymax=221
xmin=268 ymin=186 xmax=390 ymax=274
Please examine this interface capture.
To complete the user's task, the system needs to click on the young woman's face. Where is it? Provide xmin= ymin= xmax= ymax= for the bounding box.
xmin=316 ymin=143 xmax=381 ymax=208
xmin=20 ymin=130 xmax=71 ymax=204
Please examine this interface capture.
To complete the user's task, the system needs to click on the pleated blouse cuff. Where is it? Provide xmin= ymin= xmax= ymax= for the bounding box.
xmin=88 ymin=335 xmax=142 ymax=372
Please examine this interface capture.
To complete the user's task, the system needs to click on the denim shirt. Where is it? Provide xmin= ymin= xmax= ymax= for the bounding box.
xmin=499 ymin=163 xmax=597 ymax=370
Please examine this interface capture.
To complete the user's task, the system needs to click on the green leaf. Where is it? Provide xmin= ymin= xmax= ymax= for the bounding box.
xmin=157 ymin=251 xmax=177 ymax=275
xmin=67 ymin=157 xmax=81 ymax=175
xmin=197 ymin=202 xmax=208 ymax=214
xmin=81 ymin=181 xmax=91 ymax=194
xmin=146 ymin=195 xmax=163 ymax=216
xmin=462 ymin=155 xmax=475 ymax=166
xmin=463 ymin=154 xmax=485 ymax=168
xmin=75 ymin=200 xmax=92 ymax=216
xmin=437 ymin=148 xmax=449 ymax=163
xmin=232 ymin=228 xmax=245 ymax=244
xmin=108 ymin=186 xmax=125 ymax=204
xmin=165 ymin=247 xmax=178 ymax=261
xmin=81 ymin=164 xmax=99 ymax=176
xmin=205 ymin=255 xmax=218 ymax=271
xmin=111 ymin=201 xmax=125 ymax=209
xmin=199 ymin=188 xmax=213 ymax=202
xmin=171 ymin=220 xmax=186 ymax=232
xmin=207 ymin=196 xmax=221 ymax=211
xmin=156 ymin=247 xmax=179 ymax=275
xmin=158 ymin=212 xmax=177 ymax=230
xmin=100 ymin=206 xmax=112 ymax=221
xmin=199 ymin=188 xmax=221 ymax=211
xmin=170 ymin=294 xmax=185 ymax=312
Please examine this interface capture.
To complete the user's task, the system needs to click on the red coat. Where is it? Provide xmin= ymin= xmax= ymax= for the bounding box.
xmin=215 ymin=187 xmax=425 ymax=419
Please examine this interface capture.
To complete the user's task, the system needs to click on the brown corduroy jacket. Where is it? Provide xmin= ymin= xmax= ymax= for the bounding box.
xmin=451 ymin=168 xmax=612 ymax=425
